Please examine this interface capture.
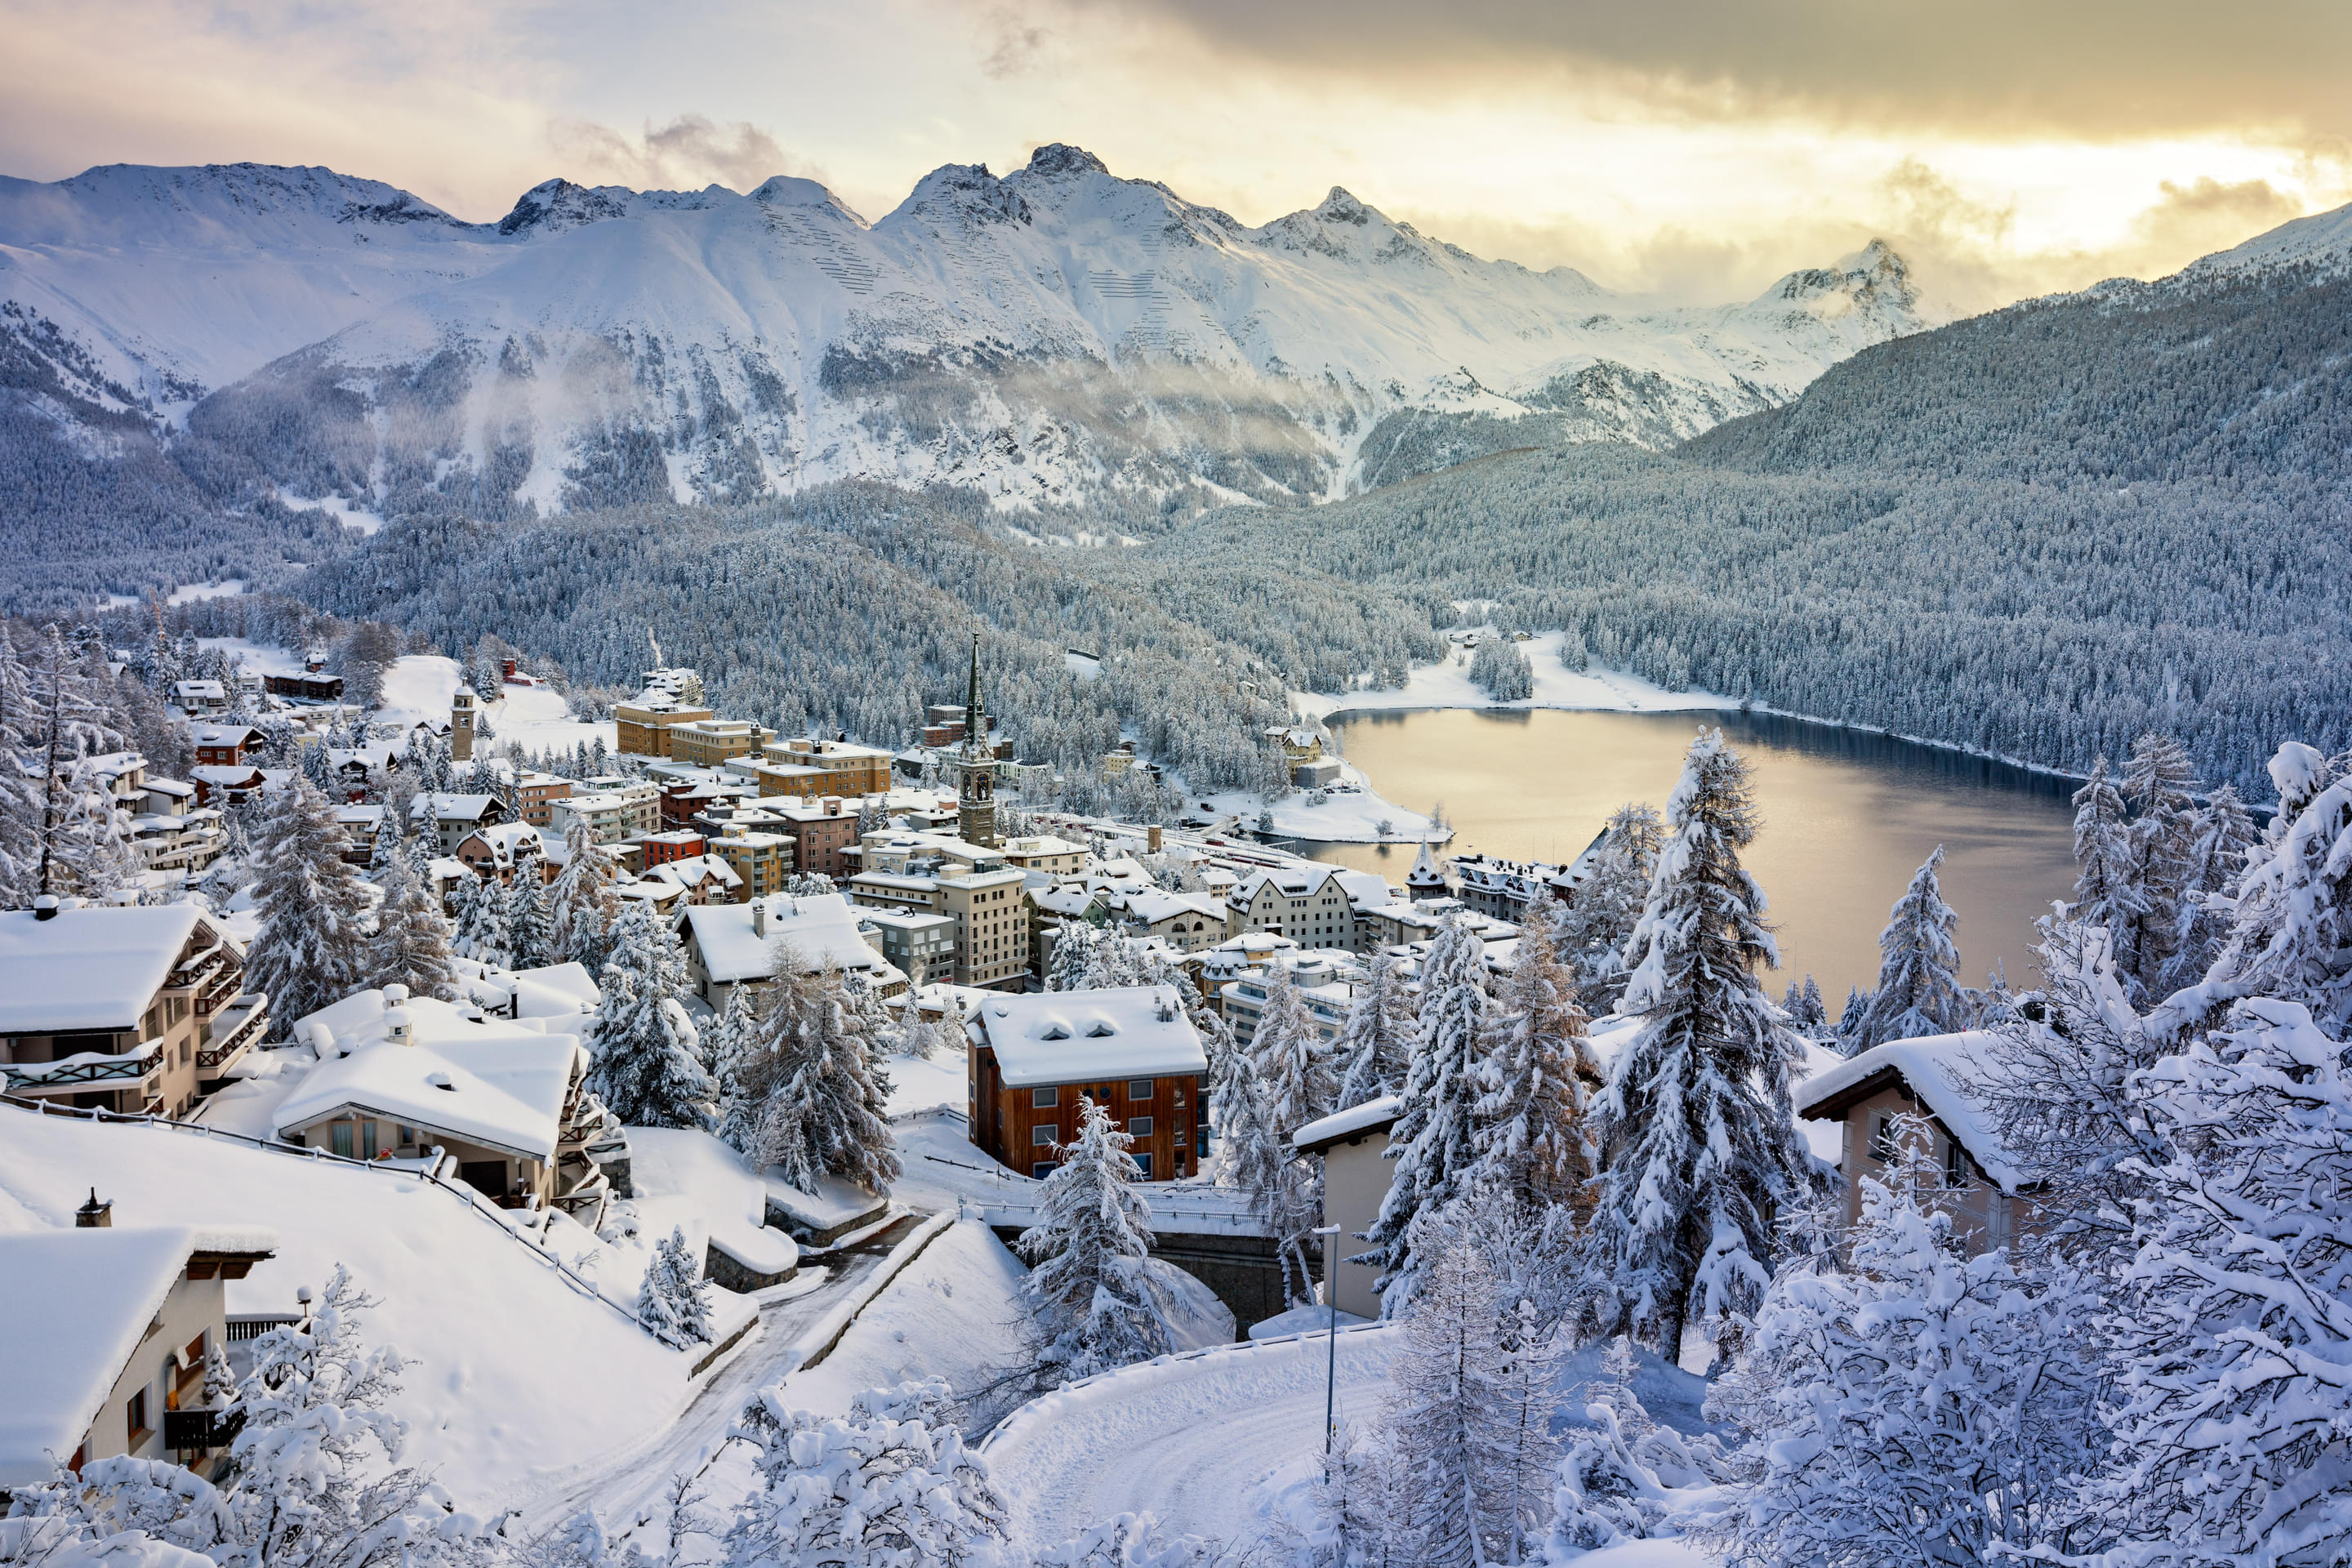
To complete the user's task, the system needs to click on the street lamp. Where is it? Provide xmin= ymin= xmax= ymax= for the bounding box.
xmin=1312 ymin=1223 xmax=1342 ymax=1457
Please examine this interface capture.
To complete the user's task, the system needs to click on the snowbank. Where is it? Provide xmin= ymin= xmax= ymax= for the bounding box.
xmin=1198 ymin=758 xmax=1440 ymax=846
xmin=1296 ymin=632 xmax=1731 ymax=720
xmin=883 ymin=1049 xmax=967 ymax=1116
xmin=0 ymin=1109 xmax=693 ymax=1509
xmin=374 ymin=655 xmax=461 ymax=733
xmin=626 ymin=1128 xmax=800 ymax=1279
xmin=777 ymin=1219 xmax=1029 ymax=1416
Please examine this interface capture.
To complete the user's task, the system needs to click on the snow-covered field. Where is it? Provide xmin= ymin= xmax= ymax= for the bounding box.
xmin=1200 ymin=758 xmax=1442 ymax=846
xmin=987 ymin=1326 xmax=1404 ymax=1550
xmin=0 ymin=1108 xmax=697 ymax=1508
xmin=486 ymin=681 xmax=613 ymax=756
xmin=1297 ymin=632 xmax=1731 ymax=721
xmin=777 ymin=1218 xmax=1029 ymax=1417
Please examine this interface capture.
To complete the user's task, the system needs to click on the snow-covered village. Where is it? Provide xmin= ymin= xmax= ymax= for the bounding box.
xmin=7 ymin=11 xmax=2352 ymax=1568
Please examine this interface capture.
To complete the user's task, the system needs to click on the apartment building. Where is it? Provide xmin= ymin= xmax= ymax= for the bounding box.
xmin=667 ymin=719 xmax=774 ymax=770
xmin=709 ymin=831 xmax=791 ymax=902
xmin=546 ymin=777 xmax=661 ymax=846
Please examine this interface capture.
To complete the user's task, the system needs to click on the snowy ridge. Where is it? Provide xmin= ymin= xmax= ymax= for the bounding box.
xmin=2 ymin=149 xmax=1936 ymax=518
xmin=2176 ymin=197 xmax=2352 ymax=286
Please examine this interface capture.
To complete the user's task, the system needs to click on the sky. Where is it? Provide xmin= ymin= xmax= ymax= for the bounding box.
xmin=4 ymin=0 xmax=2346 ymax=311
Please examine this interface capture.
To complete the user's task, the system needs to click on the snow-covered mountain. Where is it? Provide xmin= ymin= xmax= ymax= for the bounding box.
xmin=3 ymin=147 xmax=1935 ymax=519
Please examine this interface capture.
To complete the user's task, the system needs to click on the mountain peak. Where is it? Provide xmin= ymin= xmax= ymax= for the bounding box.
xmin=1316 ymin=187 xmax=1372 ymax=226
xmin=1025 ymin=144 xmax=1109 ymax=179
xmin=497 ymin=178 xmax=631 ymax=237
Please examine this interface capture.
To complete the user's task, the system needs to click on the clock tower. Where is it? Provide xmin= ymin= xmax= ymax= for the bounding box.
xmin=956 ymin=630 xmax=998 ymax=849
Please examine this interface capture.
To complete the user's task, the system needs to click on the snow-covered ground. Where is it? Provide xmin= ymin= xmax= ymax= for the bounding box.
xmin=0 ymin=1108 xmax=697 ymax=1509
xmin=627 ymin=1129 xmax=800 ymax=1281
xmin=486 ymin=681 xmax=612 ymax=756
xmin=194 ymin=637 xmax=306 ymax=681
xmin=1198 ymin=759 xmax=1442 ymax=846
xmin=776 ymin=1218 xmax=1029 ymax=1417
xmin=167 ymin=580 xmax=246 ymax=606
xmin=884 ymin=1049 xmax=968 ymax=1118
xmin=1297 ymin=632 xmax=1731 ymax=722
xmin=987 ymin=1326 xmax=1404 ymax=1550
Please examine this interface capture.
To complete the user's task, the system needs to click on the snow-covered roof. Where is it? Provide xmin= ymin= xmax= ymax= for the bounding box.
xmin=1294 ymin=1094 xmax=1401 ymax=1152
xmin=144 ymin=777 xmax=194 ymax=800
xmin=460 ymin=822 xmax=546 ymax=864
xmin=511 ymin=961 xmax=599 ymax=1018
xmin=0 ymin=1223 xmax=278 ymax=1484
xmin=1794 ymin=1031 xmax=2022 ymax=1193
xmin=970 ymin=985 xmax=1207 ymax=1088
xmin=410 ymin=792 xmax=496 ymax=822
xmin=640 ymin=853 xmax=742 ymax=891
xmin=0 ymin=905 xmax=207 ymax=1033
xmin=189 ymin=764 xmax=262 ymax=785
xmin=278 ymin=991 xmax=584 ymax=1160
xmin=1113 ymin=889 xmax=1227 ymax=926
xmin=191 ymin=723 xmax=257 ymax=746
xmin=681 ymin=892 xmax=896 ymax=985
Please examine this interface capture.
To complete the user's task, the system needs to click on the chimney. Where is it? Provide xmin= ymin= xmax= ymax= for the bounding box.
xmin=384 ymin=1008 xmax=412 ymax=1046
xmin=382 ymin=983 xmax=409 ymax=1006
xmin=33 ymin=894 xmax=57 ymax=921
xmin=823 ymin=795 xmax=840 ymax=817
xmin=751 ymin=899 xmax=767 ymax=938
xmin=76 ymin=1189 xmax=112 ymax=1227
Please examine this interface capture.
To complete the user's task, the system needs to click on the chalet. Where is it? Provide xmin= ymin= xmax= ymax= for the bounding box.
xmin=1294 ymin=1095 xmax=1401 ymax=1319
xmin=1794 ymin=1031 xmax=2029 ymax=1255
xmin=187 ymin=764 xmax=265 ymax=810
xmin=632 ymin=852 xmax=742 ymax=907
xmin=675 ymin=890 xmax=906 ymax=1011
xmin=0 ymin=1215 xmax=277 ymax=1486
xmin=333 ymin=803 xmax=385 ymax=864
xmin=409 ymin=792 xmax=504 ymax=854
xmin=455 ymin=822 xmax=549 ymax=884
xmin=172 ymin=679 xmax=229 ymax=715
xmin=262 ymin=671 xmax=344 ymax=702
xmin=0 ymin=902 xmax=267 ymax=1119
xmin=965 ymin=985 xmax=1208 ymax=1182
xmin=1227 ymin=865 xmax=1356 ymax=951
xmin=191 ymin=725 xmax=261 ymax=768
xmin=277 ymin=984 xmax=618 ymax=1218
xmin=127 ymin=778 xmax=224 ymax=875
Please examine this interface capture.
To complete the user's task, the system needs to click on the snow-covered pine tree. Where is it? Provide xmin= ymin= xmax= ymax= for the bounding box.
xmin=246 ymin=776 xmax=374 ymax=1032
xmin=1470 ymin=919 xmax=1595 ymax=1211
xmin=636 ymin=1226 xmax=713 ymax=1348
xmin=367 ymin=801 xmax=403 ymax=876
xmin=706 ymin=982 xmax=763 ymax=1155
xmin=1552 ymin=802 xmax=1664 ymax=1010
xmin=1837 ymin=985 xmax=1869 ymax=1042
xmin=8 ymin=624 xmax=140 ymax=903
xmin=2120 ymin=731 xmax=2202 ymax=993
xmin=1249 ymin=969 xmax=1339 ymax=1138
xmin=2086 ymin=996 xmax=2352 ymax=1563
xmin=505 ymin=869 xmax=552 ymax=970
xmin=752 ymin=962 xmax=900 ymax=1196
xmin=1017 ymin=1098 xmax=1174 ymax=1379
xmin=366 ymin=853 xmax=460 ymax=1001
xmin=1579 ymin=728 xmax=1821 ymax=1360
xmin=1706 ymin=1128 xmax=2102 ymax=1568
xmin=0 ymin=626 xmax=43 ymax=907
xmin=1468 ymin=636 xmax=1534 ymax=702
xmin=727 ymin=1378 xmax=1013 ymax=1568
xmin=450 ymin=871 xmax=512 ymax=969
xmin=2070 ymin=755 xmax=2150 ymax=995
xmin=1045 ymin=920 xmax=1108 ymax=991
xmin=1333 ymin=952 xmax=1416 ymax=1108
xmin=1848 ymin=845 xmax=1968 ymax=1054
xmin=2158 ymin=782 xmax=2258 ymax=993
xmin=1377 ymin=1220 xmax=1555 ymax=1567
xmin=587 ymin=900 xmax=714 ymax=1129
xmin=547 ymin=815 xmax=619 ymax=972
xmin=1361 ymin=911 xmax=1494 ymax=1312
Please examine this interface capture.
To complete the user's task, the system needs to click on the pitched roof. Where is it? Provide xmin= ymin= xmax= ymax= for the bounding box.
xmin=969 ymin=985 xmax=1207 ymax=1088
xmin=0 ymin=1224 xmax=277 ymax=1483
xmin=680 ymin=892 xmax=897 ymax=985
xmin=1294 ymin=1094 xmax=1402 ymax=1152
xmin=0 ymin=905 xmax=207 ymax=1032
xmin=1794 ymin=1031 xmax=2024 ymax=1193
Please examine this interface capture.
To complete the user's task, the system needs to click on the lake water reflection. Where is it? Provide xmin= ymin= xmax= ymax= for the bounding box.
xmin=1298 ymin=708 xmax=2080 ymax=1004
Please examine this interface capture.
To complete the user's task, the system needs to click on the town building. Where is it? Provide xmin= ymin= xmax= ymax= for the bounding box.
xmin=763 ymin=796 xmax=861 ymax=880
xmin=1448 ymin=832 xmax=1607 ymax=922
xmin=449 ymin=684 xmax=477 ymax=762
xmin=546 ymin=777 xmax=660 ymax=847
xmin=514 ymin=770 xmax=572 ymax=827
xmin=409 ymin=792 xmax=505 ymax=855
xmin=1227 ymin=864 xmax=1359 ymax=951
xmin=710 ymin=831 xmax=791 ymax=902
xmin=1221 ymin=951 xmax=1362 ymax=1049
xmin=965 ymin=985 xmax=1208 ymax=1181
xmin=666 ymin=719 xmax=774 ymax=770
xmin=849 ymin=855 xmax=1029 ymax=990
xmin=0 ymin=903 xmax=267 ymax=1119
xmin=1105 ymin=888 xmax=1231 ymax=954
xmin=674 ymin=891 xmax=906 ymax=1011
xmin=1795 ymin=1032 xmax=2029 ymax=1255
xmin=858 ymin=907 xmax=958 ymax=990
xmin=752 ymin=737 xmax=894 ymax=798
xmin=191 ymin=724 xmax=261 ymax=768
xmin=1294 ymin=1097 xmax=1401 ymax=1319
xmin=127 ymin=778 xmax=225 ymax=875
xmin=632 ymin=853 xmax=743 ymax=907
xmin=641 ymin=829 xmax=706 ymax=867
xmin=454 ymin=822 xmax=549 ymax=884
xmin=278 ymin=983 xmax=618 ymax=1217
xmin=188 ymin=764 xmax=266 ymax=810
xmin=0 ymin=1214 xmax=277 ymax=1486
xmin=172 ymin=679 xmax=229 ymax=715
xmin=1356 ymin=897 xmax=1520 ymax=961
xmin=955 ymin=632 xmax=999 ymax=849
xmin=1405 ymin=840 xmax=1450 ymax=901
xmin=615 ymin=684 xmax=716 ymax=758
xmin=999 ymin=834 xmax=1087 ymax=877
xmin=262 ymin=670 xmax=344 ymax=702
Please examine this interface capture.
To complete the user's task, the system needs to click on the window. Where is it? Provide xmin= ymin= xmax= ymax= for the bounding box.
xmin=1032 ymin=1161 xmax=1058 ymax=1178
xmin=127 ymin=1387 xmax=151 ymax=1447
xmin=1869 ymin=1114 xmax=1896 ymax=1164
xmin=1129 ymin=1117 xmax=1153 ymax=1137
xmin=1133 ymin=1152 xmax=1152 ymax=1178
xmin=1944 ymin=1138 xmax=1968 ymax=1188
xmin=330 ymin=1121 xmax=354 ymax=1158
xmin=1031 ymin=1087 xmax=1058 ymax=1108
xmin=1032 ymin=1125 xmax=1058 ymax=1147
xmin=1129 ymin=1079 xmax=1155 ymax=1100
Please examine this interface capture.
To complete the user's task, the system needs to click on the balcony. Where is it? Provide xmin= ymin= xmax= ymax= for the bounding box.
xmin=199 ymin=993 xmax=270 ymax=1075
xmin=172 ymin=943 xmax=229 ymax=996
xmin=2 ymin=1040 xmax=164 ymax=1091
xmin=164 ymin=1406 xmax=244 ymax=1452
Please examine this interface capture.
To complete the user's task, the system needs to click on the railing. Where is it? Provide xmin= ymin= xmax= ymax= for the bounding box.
xmin=2 ymin=1040 xmax=163 ymax=1089
xmin=164 ymin=1406 xmax=245 ymax=1451
xmin=172 ymin=944 xmax=229 ymax=996
xmin=223 ymin=1314 xmax=301 ymax=1343
xmin=199 ymin=996 xmax=270 ymax=1071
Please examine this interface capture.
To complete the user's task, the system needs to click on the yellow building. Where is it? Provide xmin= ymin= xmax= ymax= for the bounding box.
xmin=710 ymin=831 xmax=791 ymax=903
xmin=668 ymin=719 xmax=774 ymax=770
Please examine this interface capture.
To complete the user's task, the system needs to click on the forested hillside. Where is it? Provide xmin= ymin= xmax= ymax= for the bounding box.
xmin=1143 ymin=256 xmax=2352 ymax=791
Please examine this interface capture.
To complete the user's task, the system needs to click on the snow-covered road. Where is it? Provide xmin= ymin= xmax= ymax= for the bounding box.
xmin=987 ymin=1326 xmax=1401 ymax=1550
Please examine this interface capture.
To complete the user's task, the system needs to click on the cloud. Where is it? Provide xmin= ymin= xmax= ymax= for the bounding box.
xmin=1089 ymin=0 xmax=2352 ymax=142
xmin=982 ymin=8 xmax=1050 ymax=78
xmin=545 ymin=115 xmax=827 ymax=194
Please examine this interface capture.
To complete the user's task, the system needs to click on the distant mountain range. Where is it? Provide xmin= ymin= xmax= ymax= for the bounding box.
xmin=0 ymin=146 xmax=1931 ymax=530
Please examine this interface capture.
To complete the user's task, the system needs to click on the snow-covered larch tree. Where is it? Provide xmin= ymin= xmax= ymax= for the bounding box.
xmin=1017 ymin=1098 xmax=1174 ymax=1380
xmin=247 ymin=775 xmax=375 ymax=1032
xmin=365 ymin=853 xmax=460 ymax=1002
xmin=547 ymin=815 xmax=619 ymax=971
xmin=1706 ymin=1128 xmax=2103 ymax=1568
xmin=587 ymin=901 xmax=714 ymax=1129
xmin=1333 ymin=952 xmax=1416 ymax=1109
xmin=752 ymin=962 xmax=900 ymax=1196
xmin=1552 ymin=802 xmax=1664 ymax=1010
xmin=636 ymin=1226 xmax=712 ymax=1349
xmin=2120 ymin=731 xmax=2202 ymax=994
xmin=1847 ymin=845 xmax=1968 ymax=1054
xmin=1361 ymin=911 xmax=1493 ymax=1312
xmin=1249 ymin=969 xmax=1338 ymax=1138
xmin=1470 ymin=919 xmax=1595 ymax=1211
xmin=705 ymin=981 xmax=763 ymax=1156
xmin=1579 ymin=728 xmax=1822 ymax=1360
xmin=2160 ymin=782 xmax=2257 ymax=992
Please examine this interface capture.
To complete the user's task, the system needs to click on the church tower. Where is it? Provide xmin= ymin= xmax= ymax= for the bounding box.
xmin=1406 ymin=838 xmax=1449 ymax=902
xmin=957 ymin=630 xmax=998 ymax=849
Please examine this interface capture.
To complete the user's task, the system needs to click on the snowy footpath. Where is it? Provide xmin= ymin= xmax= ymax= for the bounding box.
xmin=985 ymin=1326 xmax=1402 ymax=1552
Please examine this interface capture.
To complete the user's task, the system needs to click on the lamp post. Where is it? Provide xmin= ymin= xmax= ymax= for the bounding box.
xmin=1312 ymin=1223 xmax=1342 ymax=1457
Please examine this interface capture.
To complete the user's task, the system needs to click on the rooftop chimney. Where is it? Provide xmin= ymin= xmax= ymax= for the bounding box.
xmin=751 ymin=899 xmax=767 ymax=938
xmin=76 ymin=1189 xmax=113 ymax=1227
xmin=384 ymin=1008 xmax=412 ymax=1046
xmin=33 ymin=894 xmax=57 ymax=921
xmin=381 ymin=983 xmax=410 ymax=1006
xmin=823 ymin=795 xmax=840 ymax=816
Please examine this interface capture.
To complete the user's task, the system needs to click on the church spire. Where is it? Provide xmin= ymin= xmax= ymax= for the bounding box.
xmin=958 ymin=626 xmax=999 ymax=849
xmin=964 ymin=627 xmax=986 ymax=755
